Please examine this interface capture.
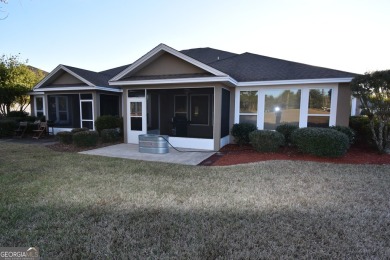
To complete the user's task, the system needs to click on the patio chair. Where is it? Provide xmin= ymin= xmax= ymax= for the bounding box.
xmin=14 ymin=121 xmax=28 ymax=138
xmin=32 ymin=121 xmax=47 ymax=139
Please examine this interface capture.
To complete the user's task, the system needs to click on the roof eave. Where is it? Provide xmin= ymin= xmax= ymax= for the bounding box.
xmin=237 ymin=77 xmax=354 ymax=87
xmin=109 ymin=76 xmax=237 ymax=87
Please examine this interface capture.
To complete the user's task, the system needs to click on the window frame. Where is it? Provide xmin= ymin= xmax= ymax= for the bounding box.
xmin=79 ymin=93 xmax=94 ymax=129
xmin=174 ymin=95 xmax=188 ymax=118
xmin=34 ymin=96 xmax=45 ymax=118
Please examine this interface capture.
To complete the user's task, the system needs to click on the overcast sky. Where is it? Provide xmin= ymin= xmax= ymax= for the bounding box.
xmin=1 ymin=0 xmax=389 ymax=74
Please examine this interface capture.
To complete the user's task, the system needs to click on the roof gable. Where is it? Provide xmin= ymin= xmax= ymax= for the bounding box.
xmin=110 ymin=44 xmax=228 ymax=82
xmin=34 ymin=65 xmax=95 ymax=90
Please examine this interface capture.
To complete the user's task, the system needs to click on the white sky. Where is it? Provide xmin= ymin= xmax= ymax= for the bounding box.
xmin=1 ymin=0 xmax=389 ymax=74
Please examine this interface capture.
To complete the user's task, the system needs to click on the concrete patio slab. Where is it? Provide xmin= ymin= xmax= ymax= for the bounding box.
xmin=79 ymin=143 xmax=215 ymax=165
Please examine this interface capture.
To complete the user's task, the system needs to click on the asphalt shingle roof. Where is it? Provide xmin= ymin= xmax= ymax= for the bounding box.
xmin=44 ymin=47 xmax=357 ymax=89
xmin=181 ymin=49 xmax=357 ymax=81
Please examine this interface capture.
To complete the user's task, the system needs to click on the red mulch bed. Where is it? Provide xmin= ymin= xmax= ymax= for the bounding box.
xmin=203 ymin=144 xmax=390 ymax=166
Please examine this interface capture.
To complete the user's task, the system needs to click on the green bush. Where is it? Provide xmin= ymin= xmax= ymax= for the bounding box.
xmin=349 ymin=116 xmax=373 ymax=145
xmin=73 ymin=130 xmax=99 ymax=147
xmin=275 ymin=124 xmax=299 ymax=145
xmin=5 ymin=116 xmax=37 ymax=123
xmin=95 ymin=115 xmax=120 ymax=134
xmin=71 ymin=127 xmax=89 ymax=134
xmin=330 ymin=126 xmax=355 ymax=146
xmin=57 ymin=131 xmax=73 ymax=144
xmin=231 ymin=123 xmax=257 ymax=145
xmin=101 ymin=129 xmax=120 ymax=143
xmin=6 ymin=111 xmax=29 ymax=118
xmin=0 ymin=120 xmax=17 ymax=137
xmin=291 ymin=127 xmax=349 ymax=157
xmin=249 ymin=130 xmax=284 ymax=152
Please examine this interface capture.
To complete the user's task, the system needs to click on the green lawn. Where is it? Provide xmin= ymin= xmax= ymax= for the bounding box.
xmin=0 ymin=142 xmax=389 ymax=259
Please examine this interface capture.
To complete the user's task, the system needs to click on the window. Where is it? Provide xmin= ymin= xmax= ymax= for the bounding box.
xmin=239 ymin=91 xmax=258 ymax=125
xmin=34 ymin=96 xmax=44 ymax=118
xmin=128 ymin=90 xmax=145 ymax=97
xmin=308 ymin=88 xmax=332 ymax=127
xmin=174 ymin=95 xmax=187 ymax=118
xmin=48 ymin=96 xmax=69 ymax=124
xmin=190 ymin=95 xmax=209 ymax=125
xmin=80 ymin=93 xmax=94 ymax=129
xmin=264 ymin=89 xmax=301 ymax=130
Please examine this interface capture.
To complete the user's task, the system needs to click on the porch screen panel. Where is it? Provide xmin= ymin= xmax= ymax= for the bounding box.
xmin=190 ymin=95 xmax=209 ymax=125
xmin=35 ymin=97 xmax=44 ymax=118
xmin=221 ymin=89 xmax=230 ymax=137
xmin=81 ymin=101 xmax=94 ymax=129
xmin=100 ymin=94 xmax=120 ymax=116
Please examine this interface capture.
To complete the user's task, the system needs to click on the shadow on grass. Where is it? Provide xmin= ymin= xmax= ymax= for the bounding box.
xmin=1 ymin=205 xmax=389 ymax=259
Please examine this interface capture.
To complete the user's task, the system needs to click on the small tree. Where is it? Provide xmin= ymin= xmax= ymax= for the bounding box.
xmin=0 ymin=54 xmax=44 ymax=115
xmin=350 ymin=70 xmax=390 ymax=153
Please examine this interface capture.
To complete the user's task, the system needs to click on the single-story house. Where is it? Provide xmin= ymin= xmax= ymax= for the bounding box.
xmin=31 ymin=43 xmax=357 ymax=150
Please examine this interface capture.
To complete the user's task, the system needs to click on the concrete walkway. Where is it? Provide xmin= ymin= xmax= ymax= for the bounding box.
xmin=79 ymin=143 xmax=215 ymax=165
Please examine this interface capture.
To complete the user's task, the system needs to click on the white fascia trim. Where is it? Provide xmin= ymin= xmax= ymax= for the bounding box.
xmin=32 ymin=86 xmax=122 ymax=93
xmin=29 ymin=91 xmax=44 ymax=95
xmin=33 ymin=65 xmax=95 ymax=90
xmin=237 ymin=77 xmax=354 ymax=87
xmin=109 ymin=76 xmax=236 ymax=86
xmin=110 ymin=43 xmax=228 ymax=82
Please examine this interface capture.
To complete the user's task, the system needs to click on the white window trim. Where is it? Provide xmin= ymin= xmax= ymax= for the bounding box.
xmin=190 ymin=94 xmax=210 ymax=126
xmin=34 ymin=96 xmax=45 ymax=117
xmin=79 ymin=94 xmax=94 ymax=130
xmin=235 ymin=84 xmax=339 ymax=128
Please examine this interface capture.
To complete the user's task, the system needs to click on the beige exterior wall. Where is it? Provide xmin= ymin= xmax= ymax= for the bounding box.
xmin=51 ymin=72 xmax=86 ymax=85
xmin=134 ymin=53 xmax=207 ymax=76
xmin=335 ymin=83 xmax=352 ymax=126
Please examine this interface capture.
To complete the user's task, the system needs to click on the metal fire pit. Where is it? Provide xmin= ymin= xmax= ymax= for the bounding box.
xmin=139 ymin=134 xmax=169 ymax=154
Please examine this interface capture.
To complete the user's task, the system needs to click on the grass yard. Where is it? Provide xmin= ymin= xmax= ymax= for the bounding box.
xmin=0 ymin=142 xmax=389 ymax=259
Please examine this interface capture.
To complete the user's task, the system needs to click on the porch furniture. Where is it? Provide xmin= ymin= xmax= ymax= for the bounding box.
xmin=14 ymin=121 xmax=28 ymax=138
xmin=32 ymin=122 xmax=47 ymax=139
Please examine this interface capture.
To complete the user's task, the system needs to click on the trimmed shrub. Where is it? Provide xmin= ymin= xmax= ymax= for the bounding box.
xmin=95 ymin=115 xmax=120 ymax=134
xmin=73 ymin=130 xmax=99 ymax=147
xmin=0 ymin=120 xmax=17 ymax=137
xmin=6 ymin=111 xmax=29 ymax=118
xmin=231 ymin=123 xmax=257 ymax=145
xmin=57 ymin=131 xmax=73 ymax=144
xmin=101 ymin=128 xmax=120 ymax=143
xmin=249 ymin=130 xmax=284 ymax=152
xmin=330 ymin=126 xmax=355 ymax=146
xmin=71 ymin=127 xmax=89 ymax=134
xmin=291 ymin=127 xmax=349 ymax=157
xmin=275 ymin=124 xmax=299 ymax=145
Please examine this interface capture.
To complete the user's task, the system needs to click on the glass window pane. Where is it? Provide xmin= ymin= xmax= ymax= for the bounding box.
xmin=130 ymin=102 xmax=142 ymax=116
xmin=131 ymin=117 xmax=142 ymax=131
xmin=191 ymin=95 xmax=209 ymax=125
xmin=239 ymin=115 xmax=257 ymax=126
xmin=80 ymin=94 xmax=92 ymax=100
xmin=309 ymin=89 xmax=332 ymax=115
xmin=82 ymin=121 xmax=93 ymax=129
xmin=82 ymin=102 xmax=93 ymax=120
xmin=240 ymin=91 xmax=258 ymax=113
xmin=264 ymin=89 xmax=301 ymax=130
xmin=36 ymin=97 xmax=43 ymax=110
xmin=307 ymin=116 xmax=329 ymax=127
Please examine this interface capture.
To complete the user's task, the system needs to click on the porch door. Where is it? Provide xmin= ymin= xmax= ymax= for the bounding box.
xmin=127 ymin=97 xmax=146 ymax=143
